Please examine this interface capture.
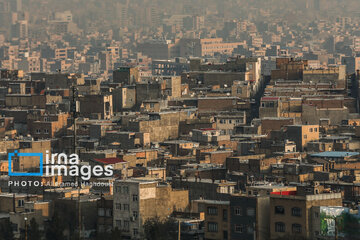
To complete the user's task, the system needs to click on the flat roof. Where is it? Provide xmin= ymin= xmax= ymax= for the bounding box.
xmin=310 ymin=151 xmax=359 ymax=158
xmin=0 ymin=213 xmax=9 ymax=219
xmin=248 ymin=185 xmax=295 ymax=190
xmin=115 ymin=178 xmax=158 ymax=184
xmin=193 ymin=199 xmax=230 ymax=205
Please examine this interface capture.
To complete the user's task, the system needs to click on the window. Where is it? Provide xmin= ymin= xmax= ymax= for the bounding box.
xmin=235 ymin=208 xmax=242 ymax=216
xmin=223 ymin=230 xmax=228 ymax=240
xmin=292 ymin=207 xmax=302 ymax=217
xmin=106 ymin=209 xmax=112 ymax=217
xmin=36 ymin=129 xmax=41 ymax=134
xmin=123 ymin=204 xmax=129 ymax=211
xmin=123 ymin=186 xmax=129 ymax=193
xmin=208 ymin=222 xmax=218 ymax=232
xmin=315 ymin=212 xmax=319 ymax=218
xmin=132 ymin=194 xmax=138 ymax=202
xmin=116 ymin=220 xmax=121 ymax=228
xmin=247 ymin=208 xmax=255 ymax=216
xmin=237 ymin=87 xmax=242 ymax=94
xmin=208 ymin=207 xmax=218 ymax=215
xmin=123 ymin=220 xmax=130 ymax=232
xmin=314 ymin=128 xmax=318 ymax=132
xmin=223 ymin=209 xmax=228 ymax=221
xmin=12 ymin=223 xmax=18 ymax=232
xmin=18 ymin=200 xmax=24 ymax=207
xmin=304 ymin=134 xmax=307 ymax=139
xmin=275 ymin=206 xmax=285 ymax=215
xmin=44 ymin=129 xmax=49 ymax=134
xmin=275 ymin=222 xmax=285 ymax=232
xmin=98 ymin=208 xmax=105 ymax=216
xmin=133 ymin=228 xmax=139 ymax=235
xmin=234 ymin=224 xmax=244 ymax=233
xmin=116 ymin=186 xmax=121 ymax=193
xmin=116 ymin=203 xmax=121 ymax=210
xmin=309 ymin=128 xmax=313 ymax=132
xmin=133 ymin=211 xmax=138 ymax=220
xmin=292 ymin=224 xmax=302 ymax=233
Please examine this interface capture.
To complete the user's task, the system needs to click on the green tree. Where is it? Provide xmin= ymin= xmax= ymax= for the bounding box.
xmin=144 ymin=217 xmax=178 ymax=240
xmin=0 ymin=219 xmax=14 ymax=240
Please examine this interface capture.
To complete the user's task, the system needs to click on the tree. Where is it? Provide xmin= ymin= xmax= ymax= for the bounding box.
xmin=0 ymin=219 xmax=14 ymax=240
xmin=144 ymin=217 xmax=178 ymax=240
xmin=95 ymin=227 xmax=123 ymax=240
xmin=28 ymin=218 xmax=41 ymax=240
xmin=110 ymin=227 xmax=123 ymax=240
xmin=342 ymin=212 xmax=360 ymax=238
xmin=45 ymin=213 xmax=65 ymax=240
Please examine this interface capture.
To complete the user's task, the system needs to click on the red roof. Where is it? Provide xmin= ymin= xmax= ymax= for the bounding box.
xmin=200 ymin=128 xmax=216 ymax=131
xmin=271 ymin=191 xmax=297 ymax=196
xmin=261 ymin=97 xmax=280 ymax=101
xmin=93 ymin=158 xmax=126 ymax=164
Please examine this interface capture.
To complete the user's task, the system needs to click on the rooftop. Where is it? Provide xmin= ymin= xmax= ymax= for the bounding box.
xmin=193 ymin=199 xmax=230 ymax=205
xmin=0 ymin=213 xmax=9 ymax=219
xmin=248 ymin=184 xmax=295 ymax=190
xmin=270 ymin=192 xmax=342 ymax=201
xmin=93 ymin=157 xmax=126 ymax=164
xmin=310 ymin=151 xmax=359 ymax=158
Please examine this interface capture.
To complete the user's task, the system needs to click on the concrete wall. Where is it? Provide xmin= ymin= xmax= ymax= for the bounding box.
xmin=302 ymin=104 xmax=349 ymax=125
xmin=198 ymin=98 xmax=237 ymax=113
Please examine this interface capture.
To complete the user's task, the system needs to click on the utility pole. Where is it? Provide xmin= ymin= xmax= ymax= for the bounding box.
xmin=178 ymin=220 xmax=181 ymax=240
xmin=24 ymin=217 xmax=28 ymax=240
xmin=72 ymin=85 xmax=81 ymax=240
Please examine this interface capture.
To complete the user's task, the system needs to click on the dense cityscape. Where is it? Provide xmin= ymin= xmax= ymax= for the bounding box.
xmin=0 ymin=0 xmax=360 ymax=239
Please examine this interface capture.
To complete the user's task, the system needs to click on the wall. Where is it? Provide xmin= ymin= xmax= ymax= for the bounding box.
xmin=198 ymin=97 xmax=237 ymax=113
xmin=302 ymin=104 xmax=349 ymax=125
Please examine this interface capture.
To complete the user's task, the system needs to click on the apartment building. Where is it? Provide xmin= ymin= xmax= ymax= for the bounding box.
xmin=269 ymin=185 xmax=342 ymax=239
xmin=113 ymin=178 xmax=189 ymax=239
